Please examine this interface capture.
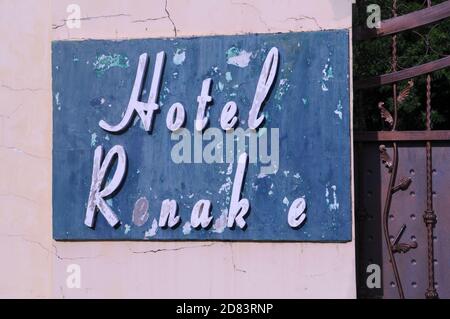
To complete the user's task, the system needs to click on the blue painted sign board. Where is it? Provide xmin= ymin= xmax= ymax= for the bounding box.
xmin=52 ymin=31 xmax=352 ymax=241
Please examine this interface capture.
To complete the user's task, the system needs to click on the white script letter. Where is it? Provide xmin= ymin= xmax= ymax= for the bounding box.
xmin=191 ymin=200 xmax=213 ymax=228
xmin=248 ymin=47 xmax=279 ymax=130
xmin=99 ymin=52 xmax=165 ymax=133
xmin=220 ymin=101 xmax=238 ymax=131
xmin=159 ymin=199 xmax=180 ymax=228
xmin=195 ymin=78 xmax=213 ymax=132
xmin=287 ymin=197 xmax=307 ymax=228
xmin=84 ymin=145 xmax=127 ymax=228
xmin=227 ymin=153 xmax=250 ymax=229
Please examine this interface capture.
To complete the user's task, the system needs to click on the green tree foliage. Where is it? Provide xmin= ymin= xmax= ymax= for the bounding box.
xmin=353 ymin=0 xmax=450 ymax=130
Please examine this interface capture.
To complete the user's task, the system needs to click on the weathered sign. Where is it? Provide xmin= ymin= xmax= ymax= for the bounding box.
xmin=52 ymin=31 xmax=351 ymax=241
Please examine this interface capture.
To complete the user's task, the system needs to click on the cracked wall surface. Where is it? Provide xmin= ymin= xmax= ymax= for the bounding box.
xmin=0 ymin=0 xmax=355 ymax=298
xmin=0 ymin=0 xmax=52 ymax=298
xmin=51 ymin=0 xmax=353 ymax=40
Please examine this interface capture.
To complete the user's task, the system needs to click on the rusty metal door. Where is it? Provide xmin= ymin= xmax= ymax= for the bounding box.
xmin=354 ymin=0 xmax=450 ymax=299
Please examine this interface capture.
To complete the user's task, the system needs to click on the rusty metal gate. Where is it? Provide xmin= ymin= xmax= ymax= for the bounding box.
xmin=354 ymin=0 xmax=450 ymax=298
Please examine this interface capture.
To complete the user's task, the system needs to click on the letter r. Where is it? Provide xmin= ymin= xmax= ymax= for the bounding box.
xmin=84 ymin=145 xmax=127 ymax=228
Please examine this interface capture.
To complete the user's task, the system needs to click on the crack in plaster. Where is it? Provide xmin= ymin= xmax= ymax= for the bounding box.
xmin=52 ymin=2 xmax=177 ymax=37
xmin=0 ymin=145 xmax=49 ymax=160
xmin=230 ymin=243 xmax=247 ymax=273
xmin=52 ymin=13 xmax=131 ymax=29
xmin=131 ymin=16 xmax=168 ymax=23
xmin=1 ymin=84 xmax=47 ymax=92
xmin=0 ymin=233 xmax=102 ymax=261
xmin=129 ymin=242 xmax=215 ymax=254
xmin=0 ymin=104 xmax=22 ymax=119
xmin=52 ymin=244 xmax=103 ymax=261
xmin=230 ymin=1 xmax=271 ymax=31
xmin=284 ymin=16 xmax=324 ymax=31
xmin=0 ymin=194 xmax=41 ymax=205
xmin=164 ymin=0 xmax=178 ymax=37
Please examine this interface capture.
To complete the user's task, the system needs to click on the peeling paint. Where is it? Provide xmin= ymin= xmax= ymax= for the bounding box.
xmin=274 ymin=78 xmax=290 ymax=102
xmin=257 ymin=173 xmax=267 ymax=179
xmin=173 ymin=48 xmax=186 ymax=65
xmin=90 ymin=133 xmax=97 ymax=147
xmin=124 ymin=224 xmax=131 ymax=234
xmin=322 ymin=61 xmax=334 ymax=81
xmin=225 ymin=71 xmax=232 ymax=82
xmin=93 ymin=54 xmax=129 ymax=75
xmin=212 ymin=209 xmax=228 ymax=233
xmin=219 ymin=177 xmax=232 ymax=194
xmin=325 ymin=184 xmax=340 ymax=212
xmin=320 ymin=58 xmax=333 ymax=91
xmin=55 ymin=92 xmax=61 ymax=111
xmin=182 ymin=221 xmax=191 ymax=235
xmin=334 ymin=100 xmax=343 ymax=120
xmin=226 ymin=162 xmax=233 ymax=175
xmin=226 ymin=47 xmax=252 ymax=68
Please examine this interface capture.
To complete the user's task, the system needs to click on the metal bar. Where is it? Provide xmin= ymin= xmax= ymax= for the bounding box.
xmin=382 ymin=142 xmax=404 ymax=298
xmin=355 ymin=55 xmax=450 ymax=89
xmin=354 ymin=1 xmax=450 ymax=41
xmin=424 ymin=1 xmax=439 ymax=297
xmin=424 ymin=141 xmax=438 ymax=298
xmin=392 ymin=224 xmax=406 ymax=246
xmin=385 ymin=1 xmax=405 ymax=297
xmin=354 ymin=130 xmax=450 ymax=142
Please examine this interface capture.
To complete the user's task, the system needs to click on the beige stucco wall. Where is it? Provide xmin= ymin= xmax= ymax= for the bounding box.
xmin=0 ymin=0 xmax=355 ymax=298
